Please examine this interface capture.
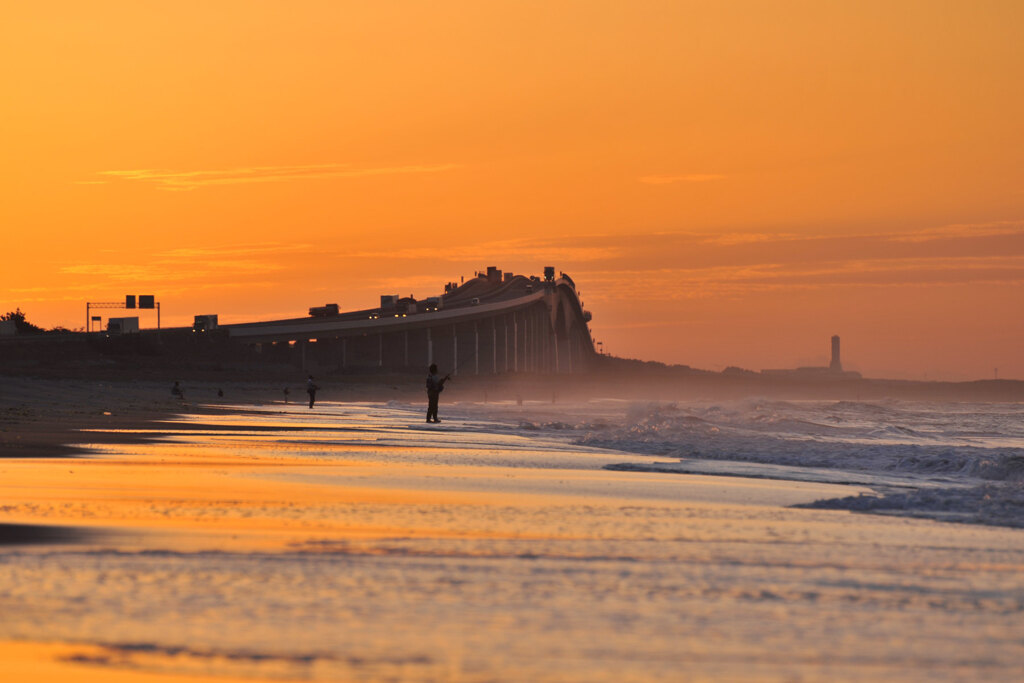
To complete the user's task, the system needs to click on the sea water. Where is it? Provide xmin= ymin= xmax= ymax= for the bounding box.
xmin=0 ymin=399 xmax=1022 ymax=681
xmin=495 ymin=398 xmax=1024 ymax=528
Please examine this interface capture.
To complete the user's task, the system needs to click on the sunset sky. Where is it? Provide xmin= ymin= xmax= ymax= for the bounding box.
xmin=3 ymin=1 xmax=1022 ymax=380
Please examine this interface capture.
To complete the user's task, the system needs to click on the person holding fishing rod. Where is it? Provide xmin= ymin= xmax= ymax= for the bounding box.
xmin=425 ymin=363 xmax=450 ymax=423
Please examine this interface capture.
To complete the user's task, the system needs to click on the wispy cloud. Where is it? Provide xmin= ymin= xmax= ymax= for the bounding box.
xmin=639 ymin=173 xmax=726 ymax=185
xmin=344 ymin=238 xmax=620 ymax=264
xmin=90 ymin=163 xmax=458 ymax=191
xmin=161 ymin=244 xmax=313 ymax=259
xmin=329 ymin=220 xmax=1024 ymax=291
xmin=58 ymin=242 xmax=314 ymax=288
xmin=700 ymin=232 xmax=800 ymax=246
xmin=40 ymin=221 xmax=1024 ymax=308
xmin=576 ymin=255 xmax=1024 ymax=301
xmin=888 ymin=220 xmax=1024 ymax=243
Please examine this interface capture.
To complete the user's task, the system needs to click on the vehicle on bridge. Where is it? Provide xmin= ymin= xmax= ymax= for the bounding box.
xmin=309 ymin=304 xmax=340 ymax=317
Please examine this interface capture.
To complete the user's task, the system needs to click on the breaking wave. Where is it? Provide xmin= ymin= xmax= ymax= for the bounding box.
xmin=531 ymin=398 xmax=1024 ymax=528
xmin=572 ymin=400 xmax=1024 ymax=482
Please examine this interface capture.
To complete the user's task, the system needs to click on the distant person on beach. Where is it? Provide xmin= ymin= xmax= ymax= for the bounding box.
xmin=171 ymin=381 xmax=184 ymax=399
xmin=425 ymin=363 xmax=450 ymax=423
xmin=306 ymin=375 xmax=318 ymax=409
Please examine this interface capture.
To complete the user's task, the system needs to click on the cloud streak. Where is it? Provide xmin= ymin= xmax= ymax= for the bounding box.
xmin=639 ymin=174 xmax=726 ymax=185
xmin=43 ymin=221 xmax=1024 ymax=309
xmin=91 ymin=163 xmax=458 ymax=190
xmin=887 ymin=220 xmax=1024 ymax=243
xmin=58 ymin=242 xmax=314 ymax=289
xmin=343 ymin=238 xmax=621 ymax=264
xmin=576 ymin=255 xmax=1024 ymax=301
xmin=322 ymin=220 xmax=1024 ymax=300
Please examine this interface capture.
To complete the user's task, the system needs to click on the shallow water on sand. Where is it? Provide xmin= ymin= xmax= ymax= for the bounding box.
xmin=1 ymin=401 xmax=1023 ymax=681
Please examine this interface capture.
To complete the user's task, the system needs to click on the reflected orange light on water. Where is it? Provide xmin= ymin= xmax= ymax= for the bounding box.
xmin=0 ymin=640 xmax=290 ymax=683
xmin=3 ymin=403 xmax=1023 ymax=681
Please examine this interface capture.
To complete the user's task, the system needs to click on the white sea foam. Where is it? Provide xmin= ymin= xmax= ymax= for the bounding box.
xmin=461 ymin=398 xmax=1024 ymax=527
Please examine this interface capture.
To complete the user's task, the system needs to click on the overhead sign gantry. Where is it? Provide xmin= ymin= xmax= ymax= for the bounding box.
xmin=85 ymin=294 xmax=160 ymax=332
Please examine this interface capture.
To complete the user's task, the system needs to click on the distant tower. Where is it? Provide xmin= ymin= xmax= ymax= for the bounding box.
xmin=830 ymin=335 xmax=843 ymax=372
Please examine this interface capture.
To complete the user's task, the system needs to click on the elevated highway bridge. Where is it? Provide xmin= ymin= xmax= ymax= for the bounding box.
xmin=225 ymin=268 xmax=595 ymax=375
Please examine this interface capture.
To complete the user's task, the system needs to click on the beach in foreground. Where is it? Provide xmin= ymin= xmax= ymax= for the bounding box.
xmin=1 ymin=379 xmax=1023 ymax=681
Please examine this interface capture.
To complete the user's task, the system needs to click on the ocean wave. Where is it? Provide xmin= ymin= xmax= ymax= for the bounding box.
xmin=869 ymin=424 xmax=927 ymax=438
xmin=797 ymin=481 xmax=1024 ymax=529
xmin=557 ymin=399 xmax=1024 ymax=528
xmin=571 ymin=400 xmax=1024 ymax=481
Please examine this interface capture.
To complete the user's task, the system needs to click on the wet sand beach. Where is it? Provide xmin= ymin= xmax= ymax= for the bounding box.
xmin=1 ymin=379 xmax=1023 ymax=681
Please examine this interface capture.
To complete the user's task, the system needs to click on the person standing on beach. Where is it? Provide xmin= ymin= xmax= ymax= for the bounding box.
xmin=171 ymin=381 xmax=184 ymax=400
xmin=306 ymin=375 xmax=318 ymax=409
xmin=425 ymin=363 xmax=449 ymax=423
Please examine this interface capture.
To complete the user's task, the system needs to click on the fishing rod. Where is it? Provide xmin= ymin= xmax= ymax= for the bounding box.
xmin=444 ymin=346 xmax=479 ymax=380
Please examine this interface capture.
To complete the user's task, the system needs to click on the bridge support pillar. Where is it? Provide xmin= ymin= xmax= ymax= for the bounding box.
xmin=523 ymin=313 xmax=529 ymax=372
xmin=543 ymin=314 xmax=550 ymax=372
xmin=513 ymin=313 xmax=518 ymax=373
xmin=541 ymin=310 xmax=546 ymax=371
xmin=527 ymin=312 xmax=533 ymax=372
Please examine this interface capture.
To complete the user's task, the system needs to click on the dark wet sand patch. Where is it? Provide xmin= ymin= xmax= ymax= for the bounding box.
xmin=0 ymin=523 xmax=99 ymax=546
xmin=1 ymin=417 xmax=170 ymax=458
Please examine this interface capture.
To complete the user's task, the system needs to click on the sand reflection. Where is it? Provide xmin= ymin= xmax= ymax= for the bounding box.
xmin=1 ymin=401 xmax=1022 ymax=681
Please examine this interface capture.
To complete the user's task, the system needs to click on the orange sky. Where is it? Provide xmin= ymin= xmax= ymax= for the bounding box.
xmin=2 ymin=1 xmax=1022 ymax=380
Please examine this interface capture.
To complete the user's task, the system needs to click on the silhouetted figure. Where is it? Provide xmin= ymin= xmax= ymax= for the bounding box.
xmin=306 ymin=375 xmax=319 ymax=409
xmin=171 ymin=381 xmax=184 ymax=400
xmin=425 ymin=363 xmax=450 ymax=423
xmin=283 ymin=387 xmax=290 ymax=403
xmin=217 ymin=388 xmax=224 ymax=398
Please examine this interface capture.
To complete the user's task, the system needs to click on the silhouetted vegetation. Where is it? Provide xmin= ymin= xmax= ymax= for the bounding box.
xmin=1 ymin=309 xmax=44 ymax=335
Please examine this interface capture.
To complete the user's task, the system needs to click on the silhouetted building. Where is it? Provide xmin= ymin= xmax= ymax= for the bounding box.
xmin=761 ymin=334 xmax=860 ymax=379
xmin=830 ymin=335 xmax=842 ymax=372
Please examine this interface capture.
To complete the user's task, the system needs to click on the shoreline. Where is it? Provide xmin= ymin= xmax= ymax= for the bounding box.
xmin=0 ymin=393 xmax=868 ymax=554
xmin=0 ymin=375 xmax=427 ymax=460
xmin=1 ymin=378 xmax=182 ymax=459
xmin=1 ymin=385 xmax=1022 ymax=680
xmin=4 ymin=376 xmax=1023 ymax=533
